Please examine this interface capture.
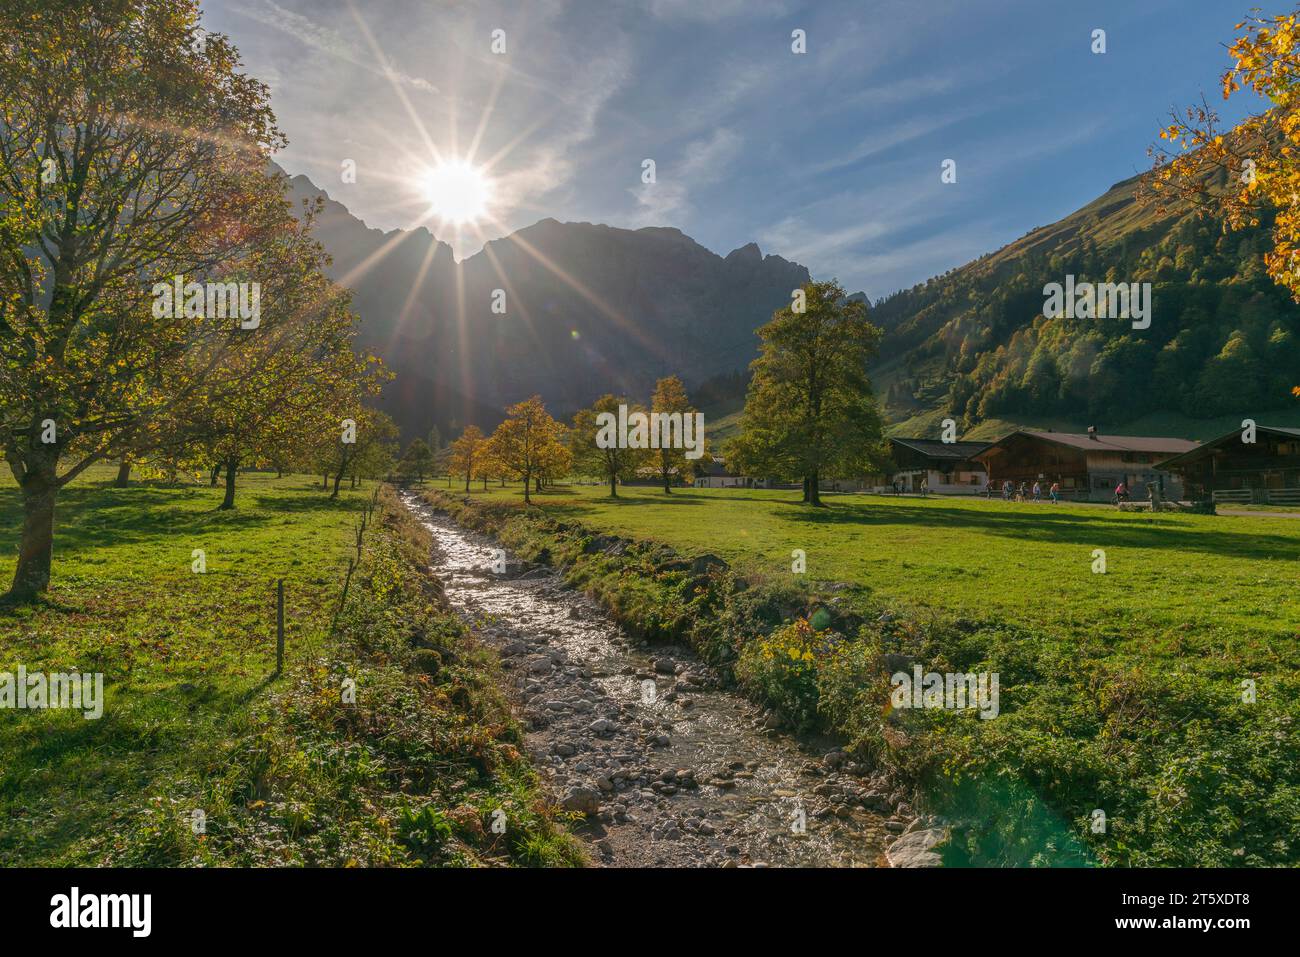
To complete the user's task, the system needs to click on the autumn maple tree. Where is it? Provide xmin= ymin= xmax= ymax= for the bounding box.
xmin=0 ymin=0 xmax=369 ymax=598
xmin=487 ymin=396 xmax=566 ymax=504
xmin=1151 ymin=10 xmax=1300 ymax=309
xmin=448 ymin=424 xmax=488 ymax=492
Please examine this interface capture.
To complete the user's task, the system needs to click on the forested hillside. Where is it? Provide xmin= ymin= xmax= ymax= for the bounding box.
xmin=871 ymin=167 xmax=1298 ymax=431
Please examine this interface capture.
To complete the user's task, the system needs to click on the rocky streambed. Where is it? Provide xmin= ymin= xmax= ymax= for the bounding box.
xmin=403 ymin=493 xmax=945 ymax=867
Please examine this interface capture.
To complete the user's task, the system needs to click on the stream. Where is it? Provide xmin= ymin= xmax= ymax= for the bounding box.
xmin=403 ymin=493 xmax=899 ymax=867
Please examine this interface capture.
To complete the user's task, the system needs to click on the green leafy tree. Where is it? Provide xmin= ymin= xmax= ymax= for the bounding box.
xmin=649 ymin=375 xmax=701 ymax=493
xmin=729 ymin=280 xmax=885 ymax=506
xmin=313 ymin=406 xmax=397 ymax=499
xmin=401 ymin=438 xmax=435 ymax=483
xmin=341 ymin=410 xmax=399 ymax=490
xmin=172 ymin=220 xmax=385 ymax=508
xmin=0 ymin=0 xmax=294 ymax=599
xmin=570 ymin=395 xmax=649 ymax=498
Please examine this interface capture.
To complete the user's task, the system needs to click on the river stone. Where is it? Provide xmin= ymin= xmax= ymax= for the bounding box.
xmin=885 ymin=827 xmax=949 ymax=868
xmin=690 ymin=554 xmax=728 ymax=575
xmin=560 ymin=786 xmax=601 ymax=815
xmin=861 ymin=790 xmax=890 ymax=812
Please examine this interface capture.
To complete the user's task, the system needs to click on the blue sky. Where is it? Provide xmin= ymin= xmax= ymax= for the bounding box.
xmin=203 ymin=0 xmax=1258 ymax=299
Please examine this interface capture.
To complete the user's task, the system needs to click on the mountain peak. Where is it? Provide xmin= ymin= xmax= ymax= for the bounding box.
xmin=725 ymin=242 xmax=763 ymax=264
xmin=276 ymin=164 xmax=812 ymax=437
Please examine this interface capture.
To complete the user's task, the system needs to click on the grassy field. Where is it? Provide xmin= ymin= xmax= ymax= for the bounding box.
xmin=441 ymin=482 xmax=1300 ymax=668
xmin=0 ymin=467 xmax=578 ymax=866
xmin=426 ymin=481 xmax=1299 ymax=865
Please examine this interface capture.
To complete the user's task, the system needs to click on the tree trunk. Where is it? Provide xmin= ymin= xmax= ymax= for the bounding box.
xmin=211 ymin=463 xmax=222 ymax=487
xmin=535 ymin=476 xmax=543 ymax=494
xmin=482 ymin=477 xmax=487 ymax=490
xmin=114 ymin=458 xmax=131 ymax=488
xmin=7 ymin=456 xmax=58 ymax=602
xmin=351 ymin=474 xmax=357 ymax=488
xmin=806 ymin=471 xmax=823 ymax=507
xmin=331 ymin=462 xmax=346 ymax=499
xmin=522 ymin=473 xmax=531 ymax=504
xmin=662 ymin=469 xmax=671 ymax=494
xmin=609 ymin=474 xmax=617 ymax=498
xmin=464 ymin=472 xmax=471 ymax=492
xmin=219 ymin=457 xmax=238 ymax=510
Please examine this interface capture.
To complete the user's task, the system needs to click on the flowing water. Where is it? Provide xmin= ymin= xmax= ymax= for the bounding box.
xmin=403 ymin=493 xmax=895 ymax=867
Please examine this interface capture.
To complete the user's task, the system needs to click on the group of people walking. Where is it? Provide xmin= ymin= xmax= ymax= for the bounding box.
xmin=987 ymin=478 xmax=1134 ymax=504
xmin=989 ymin=479 xmax=1062 ymax=503
xmin=891 ymin=475 xmax=1149 ymax=506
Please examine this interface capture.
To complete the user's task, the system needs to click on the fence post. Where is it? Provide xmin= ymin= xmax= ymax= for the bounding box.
xmin=275 ymin=578 xmax=285 ymax=676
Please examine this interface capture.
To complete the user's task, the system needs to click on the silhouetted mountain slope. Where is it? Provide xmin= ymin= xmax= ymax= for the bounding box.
xmin=282 ymin=170 xmax=809 ymax=438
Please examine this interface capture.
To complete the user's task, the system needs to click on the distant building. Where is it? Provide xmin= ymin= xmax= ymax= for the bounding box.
xmin=693 ymin=457 xmax=769 ymax=489
xmin=1156 ymin=425 xmax=1300 ymax=505
xmin=887 ymin=438 xmax=990 ymax=494
xmin=974 ymin=428 xmax=1196 ymax=501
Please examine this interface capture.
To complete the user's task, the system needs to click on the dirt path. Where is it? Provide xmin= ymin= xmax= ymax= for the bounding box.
xmin=403 ymin=494 xmax=910 ymax=867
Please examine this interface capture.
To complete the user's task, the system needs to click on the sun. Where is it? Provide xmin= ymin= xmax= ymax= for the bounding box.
xmin=419 ymin=160 xmax=493 ymax=224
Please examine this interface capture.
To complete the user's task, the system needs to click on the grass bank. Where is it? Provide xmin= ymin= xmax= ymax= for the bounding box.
xmin=0 ymin=469 xmax=579 ymax=866
xmin=417 ymin=484 xmax=1299 ymax=867
xmin=431 ymin=484 xmax=1300 ymax=657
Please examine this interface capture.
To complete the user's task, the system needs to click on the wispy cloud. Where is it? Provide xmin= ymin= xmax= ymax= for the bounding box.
xmin=644 ymin=0 xmax=792 ymax=22
xmin=231 ymin=0 xmax=438 ymax=93
xmin=631 ymin=127 xmax=742 ymax=225
xmin=201 ymin=0 xmax=1249 ymax=293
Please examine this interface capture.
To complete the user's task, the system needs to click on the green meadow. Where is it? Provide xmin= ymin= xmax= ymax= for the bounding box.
xmin=446 ymin=483 xmax=1300 ymax=668
xmin=0 ymin=468 xmax=362 ymax=863
xmin=430 ymin=481 xmax=1300 ymax=865
xmin=0 ymin=468 xmax=576 ymax=866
